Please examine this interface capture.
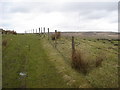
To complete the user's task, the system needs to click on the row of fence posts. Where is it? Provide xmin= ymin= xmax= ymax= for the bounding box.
xmin=25 ymin=27 xmax=54 ymax=41
xmin=25 ymin=27 xmax=48 ymax=34
xmin=25 ymin=27 xmax=76 ymax=58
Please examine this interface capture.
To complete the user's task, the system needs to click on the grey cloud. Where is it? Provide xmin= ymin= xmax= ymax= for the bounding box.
xmin=61 ymin=2 xmax=117 ymax=12
xmin=79 ymin=11 xmax=106 ymax=20
xmin=80 ymin=10 xmax=113 ymax=20
xmin=2 ymin=2 xmax=117 ymax=14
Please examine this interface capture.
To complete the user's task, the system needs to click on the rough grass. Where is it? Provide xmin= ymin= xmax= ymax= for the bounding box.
xmin=42 ymin=37 xmax=92 ymax=88
xmin=95 ymin=53 xmax=104 ymax=67
xmin=2 ymin=34 xmax=118 ymax=88
xmin=50 ymin=36 xmax=118 ymax=88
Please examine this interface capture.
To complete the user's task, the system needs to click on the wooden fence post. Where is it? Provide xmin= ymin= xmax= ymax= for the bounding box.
xmin=55 ymin=30 xmax=57 ymax=47
xmin=44 ymin=27 xmax=45 ymax=37
xmin=39 ymin=28 xmax=40 ymax=35
xmin=72 ymin=36 xmax=75 ymax=54
xmin=48 ymin=28 xmax=49 ymax=40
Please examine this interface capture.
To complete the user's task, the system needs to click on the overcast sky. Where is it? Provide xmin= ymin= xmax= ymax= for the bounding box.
xmin=0 ymin=0 xmax=119 ymax=33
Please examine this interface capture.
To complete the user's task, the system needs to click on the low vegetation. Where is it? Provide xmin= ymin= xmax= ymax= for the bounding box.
xmin=2 ymin=33 xmax=119 ymax=88
xmin=50 ymin=34 xmax=118 ymax=88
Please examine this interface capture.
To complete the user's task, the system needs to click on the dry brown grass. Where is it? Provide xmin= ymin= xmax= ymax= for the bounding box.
xmin=72 ymin=49 xmax=105 ymax=74
xmin=56 ymin=32 xmax=61 ymax=39
xmin=51 ymin=32 xmax=61 ymax=40
xmin=72 ymin=50 xmax=89 ymax=74
xmin=51 ymin=34 xmax=56 ymax=40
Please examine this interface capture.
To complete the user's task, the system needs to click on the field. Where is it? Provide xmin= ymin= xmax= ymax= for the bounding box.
xmin=2 ymin=32 xmax=119 ymax=88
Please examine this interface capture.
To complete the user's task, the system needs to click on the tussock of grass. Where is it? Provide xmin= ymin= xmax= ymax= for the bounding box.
xmin=72 ymin=50 xmax=89 ymax=74
xmin=72 ymin=49 xmax=106 ymax=74
xmin=51 ymin=32 xmax=61 ymax=40
xmin=51 ymin=34 xmax=56 ymax=40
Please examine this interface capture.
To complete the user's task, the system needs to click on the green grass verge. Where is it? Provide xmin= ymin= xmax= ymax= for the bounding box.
xmin=2 ymin=34 xmax=69 ymax=88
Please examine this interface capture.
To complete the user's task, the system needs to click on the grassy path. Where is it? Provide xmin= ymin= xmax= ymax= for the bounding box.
xmin=2 ymin=34 xmax=69 ymax=88
xmin=26 ymin=35 xmax=69 ymax=88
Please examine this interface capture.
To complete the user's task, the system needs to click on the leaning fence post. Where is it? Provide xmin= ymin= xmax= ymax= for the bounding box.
xmin=48 ymin=28 xmax=49 ymax=40
xmin=72 ymin=36 xmax=75 ymax=54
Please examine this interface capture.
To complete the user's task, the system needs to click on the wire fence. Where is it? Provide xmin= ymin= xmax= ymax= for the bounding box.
xmin=48 ymin=31 xmax=118 ymax=59
xmin=25 ymin=27 xmax=119 ymax=65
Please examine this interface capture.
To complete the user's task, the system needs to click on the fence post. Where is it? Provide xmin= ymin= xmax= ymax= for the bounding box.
xmin=39 ymin=28 xmax=40 ymax=35
xmin=36 ymin=29 xmax=37 ymax=34
xmin=55 ymin=30 xmax=57 ymax=47
xmin=44 ymin=27 xmax=45 ymax=37
xmin=72 ymin=36 xmax=75 ymax=54
xmin=48 ymin=28 xmax=49 ymax=40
